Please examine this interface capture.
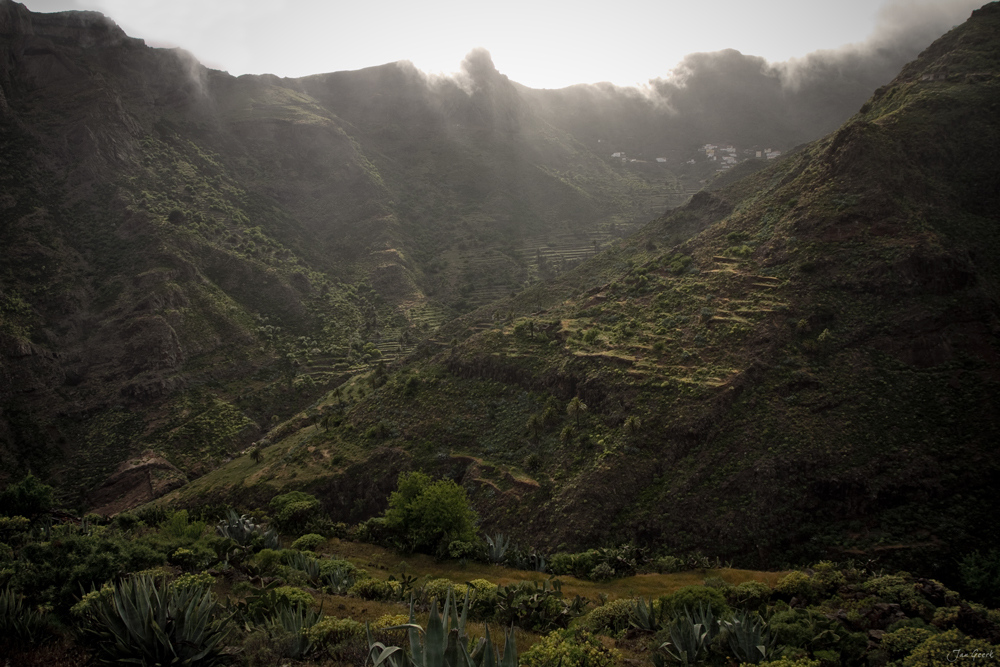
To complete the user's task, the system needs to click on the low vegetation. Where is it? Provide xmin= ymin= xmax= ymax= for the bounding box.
xmin=2 ymin=474 xmax=999 ymax=665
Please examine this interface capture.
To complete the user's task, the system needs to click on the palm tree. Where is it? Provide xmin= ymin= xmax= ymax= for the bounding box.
xmin=624 ymin=415 xmax=642 ymax=438
xmin=526 ymin=413 xmax=543 ymax=442
xmin=249 ymin=446 xmax=263 ymax=464
xmin=567 ymin=396 xmax=587 ymax=427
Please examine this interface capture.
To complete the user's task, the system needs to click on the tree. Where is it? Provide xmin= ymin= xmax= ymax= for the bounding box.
xmin=249 ymin=446 xmax=263 ymax=464
xmin=623 ymin=415 xmax=642 ymax=437
xmin=567 ymin=396 xmax=588 ymax=427
xmin=382 ymin=472 xmax=478 ymax=556
xmin=525 ymin=413 xmax=543 ymax=442
xmin=0 ymin=473 xmax=54 ymax=518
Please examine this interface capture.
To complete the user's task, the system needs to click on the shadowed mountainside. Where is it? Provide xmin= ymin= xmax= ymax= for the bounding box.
xmin=166 ymin=3 xmax=1000 ymax=576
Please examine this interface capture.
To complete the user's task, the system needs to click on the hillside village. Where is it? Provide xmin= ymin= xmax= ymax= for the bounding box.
xmin=609 ymin=143 xmax=783 ymax=173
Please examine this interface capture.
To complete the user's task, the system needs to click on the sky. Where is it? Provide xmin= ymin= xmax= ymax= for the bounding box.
xmin=18 ymin=0 xmax=985 ymax=89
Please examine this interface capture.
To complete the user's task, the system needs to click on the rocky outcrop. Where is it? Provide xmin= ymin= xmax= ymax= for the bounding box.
xmin=88 ymin=451 xmax=187 ymax=516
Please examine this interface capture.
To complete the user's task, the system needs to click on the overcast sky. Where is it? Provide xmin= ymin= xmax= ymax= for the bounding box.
xmin=18 ymin=0 xmax=984 ymax=89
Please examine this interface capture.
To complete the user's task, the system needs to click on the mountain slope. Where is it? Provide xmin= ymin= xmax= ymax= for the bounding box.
xmin=0 ymin=1 xmax=692 ymax=500
xmin=173 ymin=2 xmax=1000 ymax=575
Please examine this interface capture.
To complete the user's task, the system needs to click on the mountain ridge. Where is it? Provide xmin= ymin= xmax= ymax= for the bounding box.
xmin=162 ymin=2 xmax=1000 ymax=575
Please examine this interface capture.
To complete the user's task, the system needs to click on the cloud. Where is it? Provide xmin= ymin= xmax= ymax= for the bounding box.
xmin=640 ymin=0 xmax=984 ymax=146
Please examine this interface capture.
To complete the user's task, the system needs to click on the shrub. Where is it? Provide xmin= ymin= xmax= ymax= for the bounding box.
xmin=12 ymin=533 xmax=165 ymax=612
xmin=304 ymin=616 xmax=364 ymax=651
xmin=660 ymin=586 xmax=730 ymax=618
xmin=171 ymin=571 xmax=215 ymax=591
xmin=774 ymin=571 xmax=816 ymax=601
xmin=424 ymin=578 xmax=469 ymax=603
xmin=169 ymin=544 xmax=214 ymax=571
xmin=349 ymin=578 xmax=402 ymax=601
xmin=160 ymin=510 xmax=206 ymax=541
xmin=271 ymin=586 xmax=314 ymax=609
xmin=521 ymin=628 xmax=620 ymax=667
xmin=0 ymin=474 xmax=53 ymax=518
xmin=959 ymin=549 xmax=1000 ymax=607
xmin=468 ymin=578 xmax=499 ymax=619
xmin=727 ymin=580 xmax=772 ymax=610
xmin=253 ymin=548 xmax=284 ymax=574
xmin=745 ymin=660 xmax=820 ymax=667
xmin=882 ymin=626 xmax=937 ymax=660
xmin=372 ymin=613 xmax=410 ymax=630
xmin=862 ymin=574 xmax=934 ymax=617
xmin=902 ymin=628 xmax=998 ymax=666
xmin=584 ymin=598 xmax=634 ymax=635
xmin=270 ymin=492 xmax=322 ymax=532
xmin=381 ymin=472 xmax=478 ymax=556
xmin=291 ymin=533 xmax=325 ymax=551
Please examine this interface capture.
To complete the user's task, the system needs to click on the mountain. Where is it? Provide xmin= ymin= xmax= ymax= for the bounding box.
xmin=0 ymin=0 xmax=907 ymax=507
xmin=166 ymin=2 xmax=1000 ymax=575
xmin=0 ymin=2 xmax=687 ymax=504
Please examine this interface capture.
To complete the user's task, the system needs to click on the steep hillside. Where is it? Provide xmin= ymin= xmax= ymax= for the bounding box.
xmin=0 ymin=2 xmax=676 ymax=501
xmin=174 ymin=3 xmax=1000 ymax=576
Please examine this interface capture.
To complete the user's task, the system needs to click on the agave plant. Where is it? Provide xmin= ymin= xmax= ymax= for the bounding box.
xmin=368 ymin=588 xmax=518 ymax=667
xmin=82 ymin=573 xmax=232 ymax=666
xmin=484 ymin=533 xmax=510 ymax=564
xmin=286 ymin=551 xmax=322 ymax=585
xmin=719 ymin=609 xmax=777 ymax=664
xmin=216 ymin=509 xmax=260 ymax=546
xmin=324 ymin=564 xmax=357 ymax=595
xmin=0 ymin=587 xmax=48 ymax=645
xmin=658 ymin=603 xmax=718 ymax=666
xmin=268 ymin=603 xmax=323 ymax=659
xmin=630 ymin=596 xmax=666 ymax=632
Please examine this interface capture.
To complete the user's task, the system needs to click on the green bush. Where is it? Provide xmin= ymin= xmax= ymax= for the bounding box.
xmin=171 ymin=571 xmax=215 ymax=591
xmin=522 ymin=628 xmax=620 ymax=667
xmin=304 ymin=616 xmax=363 ymax=652
xmin=160 ymin=510 xmax=206 ymax=541
xmin=0 ymin=474 xmax=53 ymax=518
xmin=745 ymin=659 xmax=820 ymax=667
xmin=270 ymin=491 xmax=322 ymax=532
xmin=659 ymin=585 xmax=730 ymax=618
xmin=291 ymin=533 xmax=325 ymax=551
xmin=12 ymin=533 xmax=165 ymax=612
xmin=902 ymin=628 xmax=998 ymax=666
xmin=349 ymin=578 xmax=402 ymax=601
xmin=882 ymin=626 xmax=936 ymax=660
xmin=424 ymin=578 xmax=468 ymax=603
xmin=168 ymin=545 xmax=214 ymax=571
xmin=381 ymin=471 xmax=478 ymax=556
xmin=774 ymin=571 xmax=816 ymax=601
xmin=728 ymin=580 xmax=772 ymax=609
xmin=584 ymin=598 xmax=634 ymax=635
xmin=467 ymin=578 xmax=499 ymax=619
xmin=959 ymin=549 xmax=1000 ymax=607
xmin=253 ymin=548 xmax=284 ymax=574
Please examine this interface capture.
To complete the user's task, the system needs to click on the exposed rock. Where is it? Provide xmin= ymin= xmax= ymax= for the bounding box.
xmin=88 ymin=451 xmax=187 ymax=516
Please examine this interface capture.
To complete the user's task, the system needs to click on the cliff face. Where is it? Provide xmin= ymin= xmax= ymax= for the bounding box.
xmin=0 ymin=0 xmax=672 ymax=502
xmin=166 ymin=3 xmax=1000 ymax=575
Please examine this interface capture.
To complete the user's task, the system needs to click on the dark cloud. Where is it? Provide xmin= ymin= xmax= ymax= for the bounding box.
xmin=644 ymin=0 xmax=984 ymax=147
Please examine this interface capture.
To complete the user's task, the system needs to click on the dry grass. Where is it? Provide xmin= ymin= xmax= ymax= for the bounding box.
xmin=320 ymin=539 xmax=785 ymax=601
